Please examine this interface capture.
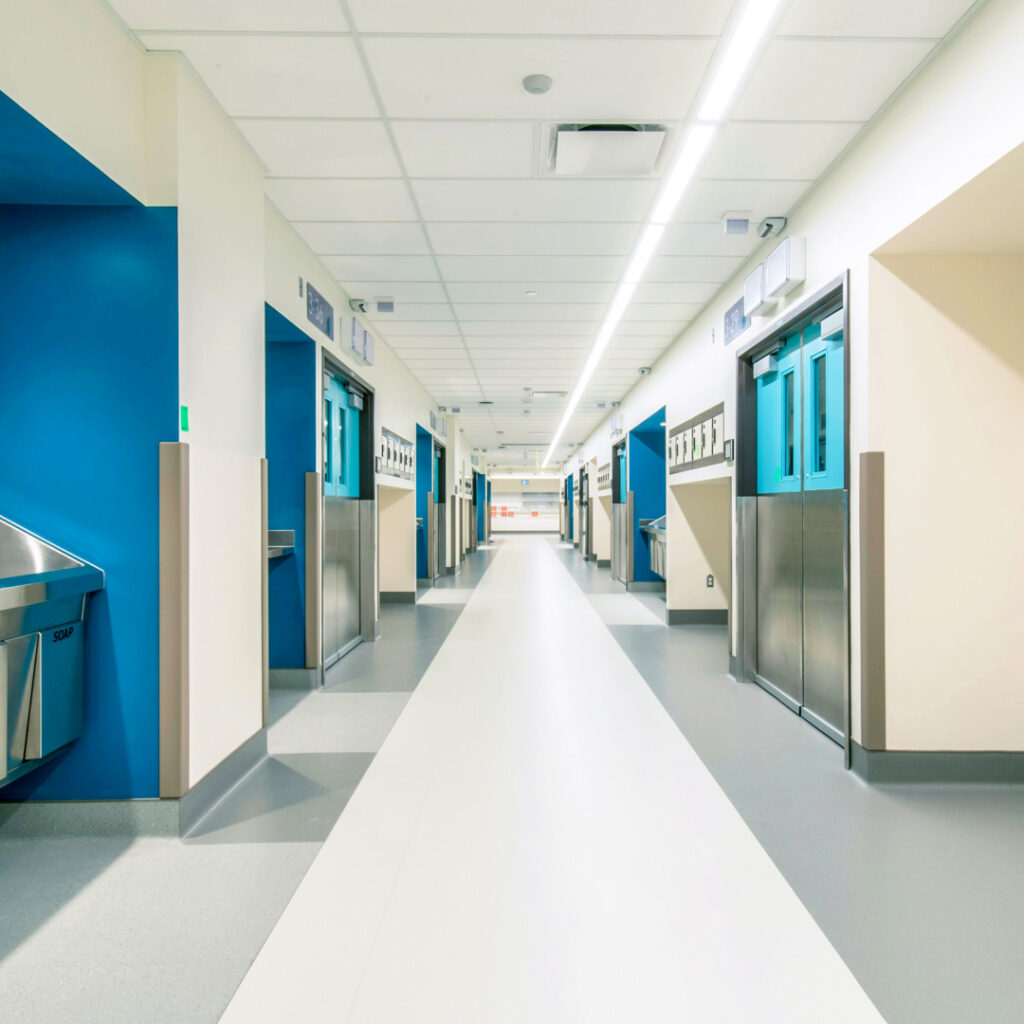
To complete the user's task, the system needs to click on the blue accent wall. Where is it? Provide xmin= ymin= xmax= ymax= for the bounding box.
xmin=0 ymin=203 xmax=178 ymax=800
xmin=629 ymin=408 xmax=667 ymax=582
xmin=265 ymin=306 xmax=316 ymax=669
xmin=566 ymin=475 xmax=574 ymax=537
xmin=0 ymin=90 xmax=137 ymax=206
xmin=416 ymin=426 xmax=431 ymax=578
xmin=475 ymin=472 xmax=486 ymax=540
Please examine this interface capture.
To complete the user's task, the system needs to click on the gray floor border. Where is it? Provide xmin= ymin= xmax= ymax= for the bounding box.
xmin=851 ymin=741 xmax=1024 ymax=784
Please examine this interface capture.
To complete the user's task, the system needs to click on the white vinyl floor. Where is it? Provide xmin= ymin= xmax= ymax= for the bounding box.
xmin=220 ymin=535 xmax=884 ymax=1023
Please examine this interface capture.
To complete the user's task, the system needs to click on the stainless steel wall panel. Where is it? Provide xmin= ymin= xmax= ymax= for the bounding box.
xmin=736 ymin=497 xmax=758 ymax=681
xmin=801 ymin=490 xmax=848 ymax=742
xmin=756 ymin=493 xmax=803 ymax=707
xmin=322 ymin=496 xmax=362 ymax=668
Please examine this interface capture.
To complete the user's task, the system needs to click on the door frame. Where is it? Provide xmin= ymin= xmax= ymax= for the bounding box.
xmin=735 ymin=271 xmax=852 ymax=766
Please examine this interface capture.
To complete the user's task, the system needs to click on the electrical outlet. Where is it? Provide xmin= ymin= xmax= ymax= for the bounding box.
xmin=706 ymin=574 xmax=714 ymax=588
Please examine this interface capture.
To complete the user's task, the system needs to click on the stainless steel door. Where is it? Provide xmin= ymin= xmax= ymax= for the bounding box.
xmin=801 ymin=490 xmax=847 ymax=741
xmin=322 ymin=495 xmax=361 ymax=668
xmin=755 ymin=493 xmax=803 ymax=710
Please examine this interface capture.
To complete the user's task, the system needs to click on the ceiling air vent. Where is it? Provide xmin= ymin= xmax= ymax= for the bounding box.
xmin=552 ymin=123 xmax=666 ymax=177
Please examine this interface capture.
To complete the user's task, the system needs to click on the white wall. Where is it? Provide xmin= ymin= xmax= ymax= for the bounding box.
xmin=378 ymin=486 xmax=416 ymax=596
xmin=869 ymin=254 xmax=1024 ymax=750
xmin=170 ymin=59 xmax=266 ymax=785
xmin=0 ymin=0 xmax=150 ymax=202
xmin=565 ymin=0 xmax=1024 ymax=750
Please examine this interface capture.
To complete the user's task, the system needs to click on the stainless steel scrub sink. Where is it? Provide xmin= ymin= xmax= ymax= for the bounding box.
xmin=0 ymin=516 xmax=104 ymax=788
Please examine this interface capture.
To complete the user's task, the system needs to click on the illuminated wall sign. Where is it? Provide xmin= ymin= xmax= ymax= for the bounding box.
xmin=724 ymin=297 xmax=749 ymax=345
xmin=306 ymin=283 xmax=333 ymax=338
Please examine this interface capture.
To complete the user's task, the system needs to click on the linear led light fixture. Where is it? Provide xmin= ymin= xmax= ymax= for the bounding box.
xmin=542 ymin=0 xmax=784 ymax=468
xmin=698 ymin=0 xmax=786 ymax=122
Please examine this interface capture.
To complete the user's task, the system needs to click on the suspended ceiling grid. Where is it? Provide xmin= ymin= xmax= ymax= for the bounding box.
xmin=108 ymin=0 xmax=978 ymax=467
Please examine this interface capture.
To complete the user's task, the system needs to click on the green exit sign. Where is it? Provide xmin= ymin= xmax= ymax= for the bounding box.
xmin=180 ymin=405 xmax=190 ymax=432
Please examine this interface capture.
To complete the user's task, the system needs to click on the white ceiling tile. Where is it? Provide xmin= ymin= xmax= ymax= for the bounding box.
xmin=613 ymin=321 xmax=684 ymax=337
xmin=412 ymin=180 xmax=656 ymax=223
xmin=337 ymin=281 xmax=448 ymax=303
xmin=389 ymin=337 xmax=465 ymax=349
xmin=674 ymin=178 xmax=813 ymax=223
xmin=427 ymin=222 xmax=639 ymax=256
xmin=378 ymin=322 xmax=460 ymax=336
xmin=371 ymin=303 xmax=452 ymax=321
xmin=364 ymin=37 xmax=715 ymax=121
xmin=465 ymin=336 xmax=590 ymax=349
xmin=634 ymin=281 xmax=718 ymax=304
xmin=109 ymin=0 xmax=348 ymax=31
xmin=137 ymin=34 xmax=376 ymax=117
xmin=349 ymin=0 xmax=733 ymax=34
xmin=646 ymin=255 xmax=745 ymax=283
xmin=625 ymin=304 xmax=702 ymax=321
xmin=294 ymin=222 xmax=429 ymax=255
xmin=452 ymin=304 xmax=605 ymax=322
xmin=265 ymin=179 xmax=416 ymax=221
xmin=322 ymin=255 xmax=439 ymax=281
xmin=779 ymin=0 xmax=976 ymax=38
xmin=660 ymin=222 xmax=761 ymax=256
xmin=447 ymin=282 xmax=616 ymax=304
xmin=733 ymin=40 xmax=936 ymax=122
xmin=392 ymin=122 xmax=535 ymax=178
xmin=437 ymin=255 xmax=625 ymax=282
xmin=237 ymin=120 xmax=400 ymax=177
xmin=458 ymin=322 xmax=599 ymax=336
xmin=701 ymin=122 xmax=862 ymax=181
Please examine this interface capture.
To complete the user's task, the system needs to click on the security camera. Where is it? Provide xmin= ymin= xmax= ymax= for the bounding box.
xmin=757 ymin=216 xmax=787 ymax=239
xmin=639 ymin=366 xmax=651 ymax=376
xmin=349 ymin=298 xmax=368 ymax=314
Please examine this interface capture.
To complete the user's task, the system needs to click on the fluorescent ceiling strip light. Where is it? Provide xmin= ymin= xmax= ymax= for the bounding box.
xmin=698 ymin=0 xmax=785 ymax=122
xmin=542 ymin=0 xmax=782 ymax=469
xmin=649 ymin=125 xmax=717 ymax=225
xmin=624 ymin=223 xmax=666 ymax=283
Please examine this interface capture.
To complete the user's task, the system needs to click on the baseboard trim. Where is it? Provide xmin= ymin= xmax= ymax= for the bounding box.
xmin=0 ymin=730 xmax=269 ymax=838
xmin=178 ymin=729 xmax=267 ymax=835
xmin=596 ymin=558 xmax=611 ymax=568
xmin=380 ymin=590 xmax=415 ymax=604
xmin=626 ymin=580 xmax=666 ymax=593
xmin=269 ymin=667 xmax=319 ymax=690
xmin=851 ymin=741 xmax=1024 ymax=784
xmin=668 ymin=609 xmax=729 ymax=626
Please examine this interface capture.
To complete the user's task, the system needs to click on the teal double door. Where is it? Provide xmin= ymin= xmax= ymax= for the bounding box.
xmin=322 ymin=373 xmax=364 ymax=667
xmin=753 ymin=322 xmax=848 ymax=744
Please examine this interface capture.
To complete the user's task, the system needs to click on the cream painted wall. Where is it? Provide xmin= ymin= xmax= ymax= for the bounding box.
xmin=869 ymin=255 xmax=1024 ymax=750
xmin=566 ymin=0 xmax=1024 ymax=749
xmin=168 ymin=58 xmax=266 ymax=786
xmin=0 ymin=0 xmax=150 ymax=201
xmin=378 ymin=486 xmax=416 ymax=596
xmin=668 ymin=480 xmax=730 ymax=613
xmin=594 ymin=496 xmax=612 ymax=562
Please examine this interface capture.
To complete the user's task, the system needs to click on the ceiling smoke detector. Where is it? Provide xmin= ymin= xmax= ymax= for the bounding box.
xmin=522 ymin=73 xmax=552 ymax=95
